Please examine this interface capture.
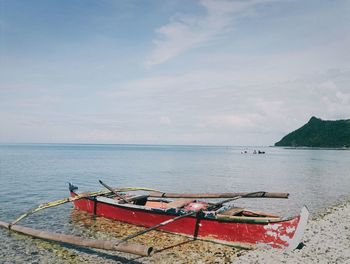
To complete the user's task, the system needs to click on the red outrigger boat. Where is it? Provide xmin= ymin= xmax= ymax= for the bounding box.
xmin=69 ymin=184 xmax=309 ymax=250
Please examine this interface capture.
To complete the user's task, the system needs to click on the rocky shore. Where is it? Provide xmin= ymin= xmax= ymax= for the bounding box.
xmin=232 ymin=199 xmax=350 ymax=264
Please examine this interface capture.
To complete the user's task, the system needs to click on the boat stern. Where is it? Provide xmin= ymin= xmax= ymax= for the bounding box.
xmin=260 ymin=205 xmax=309 ymax=250
xmin=285 ymin=206 xmax=309 ymax=251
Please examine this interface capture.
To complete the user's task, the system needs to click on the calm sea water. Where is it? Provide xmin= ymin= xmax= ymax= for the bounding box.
xmin=0 ymin=144 xmax=349 ymax=263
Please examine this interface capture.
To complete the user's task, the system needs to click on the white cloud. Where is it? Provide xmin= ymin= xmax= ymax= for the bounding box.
xmin=204 ymin=114 xmax=261 ymax=129
xmin=160 ymin=116 xmax=172 ymax=125
xmin=99 ymin=63 xmax=350 ymax=143
xmin=2 ymin=0 xmax=349 ymax=145
xmin=145 ymin=0 xmax=272 ymax=67
xmin=314 ymin=79 xmax=350 ymax=118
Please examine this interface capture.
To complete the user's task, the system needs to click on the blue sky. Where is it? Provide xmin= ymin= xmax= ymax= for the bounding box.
xmin=1 ymin=0 xmax=349 ymax=145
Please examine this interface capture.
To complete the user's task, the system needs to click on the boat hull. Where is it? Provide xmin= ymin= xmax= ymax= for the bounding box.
xmin=70 ymin=192 xmax=308 ymax=249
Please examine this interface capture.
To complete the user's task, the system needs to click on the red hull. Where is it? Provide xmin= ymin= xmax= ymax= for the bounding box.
xmin=71 ymin=192 xmax=308 ymax=249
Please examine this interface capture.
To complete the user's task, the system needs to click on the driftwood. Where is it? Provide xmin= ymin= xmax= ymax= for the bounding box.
xmin=0 ymin=220 xmax=153 ymax=256
xmin=148 ymin=192 xmax=289 ymax=199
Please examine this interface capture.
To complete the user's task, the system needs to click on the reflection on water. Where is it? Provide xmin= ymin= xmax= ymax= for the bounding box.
xmin=0 ymin=144 xmax=349 ymax=263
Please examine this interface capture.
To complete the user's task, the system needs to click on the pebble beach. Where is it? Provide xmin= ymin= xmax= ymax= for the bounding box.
xmin=232 ymin=199 xmax=350 ymax=264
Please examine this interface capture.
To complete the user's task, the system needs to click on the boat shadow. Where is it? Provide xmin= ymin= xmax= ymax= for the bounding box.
xmin=154 ymin=238 xmax=195 ymax=253
xmin=68 ymin=209 xmax=240 ymax=262
xmin=64 ymin=244 xmax=144 ymax=264
xmin=129 ymin=239 xmax=196 ymax=263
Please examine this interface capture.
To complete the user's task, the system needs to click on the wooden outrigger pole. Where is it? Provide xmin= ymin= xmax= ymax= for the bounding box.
xmin=115 ymin=195 xmax=248 ymax=245
xmin=0 ymin=220 xmax=153 ymax=256
xmin=148 ymin=191 xmax=289 ymax=199
xmin=11 ymin=186 xmax=161 ymax=226
xmin=98 ymin=181 xmax=266 ymax=246
xmin=2 ymin=185 xmax=160 ymax=257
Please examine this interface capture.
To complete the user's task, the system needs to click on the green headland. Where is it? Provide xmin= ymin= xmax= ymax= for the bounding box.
xmin=275 ymin=116 xmax=350 ymax=148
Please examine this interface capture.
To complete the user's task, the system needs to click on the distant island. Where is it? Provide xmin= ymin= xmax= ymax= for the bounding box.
xmin=275 ymin=116 xmax=350 ymax=148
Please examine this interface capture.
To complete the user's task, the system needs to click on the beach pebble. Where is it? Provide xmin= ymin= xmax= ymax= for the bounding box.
xmin=232 ymin=200 xmax=350 ymax=264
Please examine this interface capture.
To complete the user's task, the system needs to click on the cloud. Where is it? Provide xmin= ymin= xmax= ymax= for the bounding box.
xmin=103 ymin=64 xmax=349 ymax=139
xmin=204 ymin=114 xmax=260 ymax=128
xmin=315 ymin=79 xmax=350 ymax=117
xmin=2 ymin=0 xmax=349 ymax=145
xmin=318 ymin=80 xmax=350 ymax=105
xmin=160 ymin=116 xmax=172 ymax=125
xmin=145 ymin=0 xmax=271 ymax=67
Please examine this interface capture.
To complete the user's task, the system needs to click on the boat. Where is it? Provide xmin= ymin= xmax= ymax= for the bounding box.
xmin=69 ymin=183 xmax=309 ymax=250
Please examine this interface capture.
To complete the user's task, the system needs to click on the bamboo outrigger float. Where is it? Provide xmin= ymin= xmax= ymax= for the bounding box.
xmin=0 ymin=186 xmax=158 ymax=257
xmin=0 ymin=220 xmax=153 ymax=256
xmin=70 ymin=181 xmax=309 ymax=250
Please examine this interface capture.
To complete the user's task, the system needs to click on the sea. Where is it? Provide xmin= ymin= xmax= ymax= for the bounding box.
xmin=0 ymin=144 xmax=349 ymax=263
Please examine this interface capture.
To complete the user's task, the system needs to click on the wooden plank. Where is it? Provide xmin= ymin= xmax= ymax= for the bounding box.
xmin=149 ymin=192 xmax=289 ymax=199
xmin=216 ymin=215 xmax=282 ymax=224
xmin=165 ymin=199 xmax=195 ymax=209
xmin=219 ymin=207 xmax=245 ymax=216
xmin=125 ymin=195 xmax=149 ymax=203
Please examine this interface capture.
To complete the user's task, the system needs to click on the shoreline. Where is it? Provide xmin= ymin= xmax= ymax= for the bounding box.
xmin=1 ymin=200 xmax=349 ymax=263
xmin=272 ymin=146 xmax=350 ymax=151
xmin=232 ymin=199 xmax=350 ymax=264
